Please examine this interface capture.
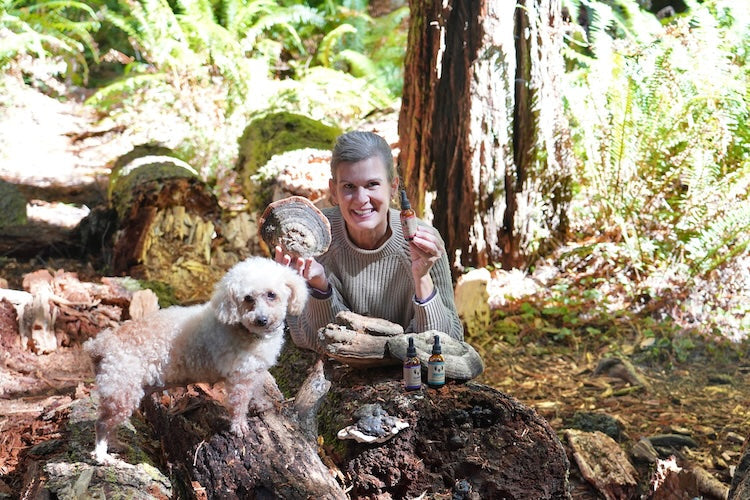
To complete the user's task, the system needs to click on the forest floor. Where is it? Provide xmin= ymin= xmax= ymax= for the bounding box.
xmin=1 ymin=76 xmax=749 ymax=499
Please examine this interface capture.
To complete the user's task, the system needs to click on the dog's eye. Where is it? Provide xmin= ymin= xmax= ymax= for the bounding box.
xmin=244 ymin=295 xmax=255 ymax=305
xmin=266 ymin=291 xmax=277 ymax=300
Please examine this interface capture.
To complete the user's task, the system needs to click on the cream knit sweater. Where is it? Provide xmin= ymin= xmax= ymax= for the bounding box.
xmin=289 ymin=206 xmax=464 ymax=353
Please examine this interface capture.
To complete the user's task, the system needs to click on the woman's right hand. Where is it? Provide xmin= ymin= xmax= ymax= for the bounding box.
xmin=274 ymin=246 xmax=329 ymax=291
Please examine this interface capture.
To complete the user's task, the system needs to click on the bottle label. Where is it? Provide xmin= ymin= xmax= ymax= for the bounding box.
xmin=404 ymin=363 xmax=422 ymax=390
xmin=401 ymin=214 xmax=418 ymax=240
xmin=427 ymin=361 xmax=445 ymax=387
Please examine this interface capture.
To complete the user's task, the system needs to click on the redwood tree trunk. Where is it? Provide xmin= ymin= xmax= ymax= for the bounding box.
xmin=399 ymin=0 xmax=572 ymax=272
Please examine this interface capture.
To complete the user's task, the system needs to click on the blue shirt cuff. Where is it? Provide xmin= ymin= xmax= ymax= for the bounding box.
xmin=414 ymin=289 xmax=437 ymax=305
xmin=308 ymin=283 xmax=333 ymax=300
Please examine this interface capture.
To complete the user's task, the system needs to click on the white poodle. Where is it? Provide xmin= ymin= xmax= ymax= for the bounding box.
xmin=83 ymin=257 xmax=308 ymax=463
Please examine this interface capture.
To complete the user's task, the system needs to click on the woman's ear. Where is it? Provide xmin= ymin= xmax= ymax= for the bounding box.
xmin=329 ymin=178 xmax=338 ymax=205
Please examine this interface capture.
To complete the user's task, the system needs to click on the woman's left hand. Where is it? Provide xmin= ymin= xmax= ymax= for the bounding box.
xmin=409 ymin=226 xmax=445 ymax=300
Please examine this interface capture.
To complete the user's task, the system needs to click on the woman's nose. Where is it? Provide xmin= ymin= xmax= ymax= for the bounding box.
xmin=353 ymin=186 xmax=367 ymax=203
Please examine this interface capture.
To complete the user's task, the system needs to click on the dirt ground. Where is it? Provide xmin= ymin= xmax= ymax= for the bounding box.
xmin=1 ymin=76 xmax=749 ymax=498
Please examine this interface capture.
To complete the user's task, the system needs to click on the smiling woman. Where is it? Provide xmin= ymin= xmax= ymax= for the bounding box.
xmin=274 ymin=131 xmax=464 ymax=354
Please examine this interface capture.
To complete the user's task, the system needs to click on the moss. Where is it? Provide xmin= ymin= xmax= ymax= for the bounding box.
xmin=138 ymin=280 xmax=180 ymax=307
xmin=108 ymin=155 xmax=198 ymax=219
xmin=269 ymin=339 xmax=318 ymax=398
xmin=0 ymin=179 xmax=27 ymax=227
xmin=235 ymin=111 xmax=341 ymax=209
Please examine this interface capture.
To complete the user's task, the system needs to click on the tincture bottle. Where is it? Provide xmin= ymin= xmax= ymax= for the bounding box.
xmin=427 ymin=335 xmax=445 ymax=389
xmin=399 ymin=189 xmax=418 ymax=241
xmin=403 ymin=336 xmax=422 ymax=391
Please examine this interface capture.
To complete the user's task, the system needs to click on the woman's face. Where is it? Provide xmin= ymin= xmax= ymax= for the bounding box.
xmin=330 ymin=156 xmax=397 ymax=249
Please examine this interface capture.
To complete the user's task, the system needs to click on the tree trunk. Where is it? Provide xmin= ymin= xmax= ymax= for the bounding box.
xmin=399 ymin=0 xmax=572 ymax=272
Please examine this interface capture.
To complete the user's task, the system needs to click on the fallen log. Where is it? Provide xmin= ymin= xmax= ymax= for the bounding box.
xmin=141 ymin=349 xmax=570 ymax=499
xmin=108 ymin=150 xmax=225 ymax=303
xmin=141 ymin=364 xmax=347 ymax=499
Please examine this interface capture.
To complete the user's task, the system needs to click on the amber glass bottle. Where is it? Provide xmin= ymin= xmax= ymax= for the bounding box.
xmin=427 ymin=335 xmax=445 ymax=389
xmin=399 ymin=189 xmax=418 ymax=241
xmin=403 ymin=336 xmax=422 ymax=391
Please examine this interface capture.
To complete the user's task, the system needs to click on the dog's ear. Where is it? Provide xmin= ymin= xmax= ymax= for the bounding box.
xmin=283 ymin=269 xmax=309 ymax=315
xmin=211 ymin=279 xmax=241 ymax=325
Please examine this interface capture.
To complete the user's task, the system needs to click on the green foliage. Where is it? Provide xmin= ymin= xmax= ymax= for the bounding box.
xmin=0 ymin=0 xmax=101 ymax=83
xmin=564 ymin=1 xmax=750 ymax=280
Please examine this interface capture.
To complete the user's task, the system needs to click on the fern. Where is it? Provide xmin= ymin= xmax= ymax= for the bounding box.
xmin=0 ymin=0 xmax=101 ymax=81
xmin=565 ymin=1 xmax=750 ymax=278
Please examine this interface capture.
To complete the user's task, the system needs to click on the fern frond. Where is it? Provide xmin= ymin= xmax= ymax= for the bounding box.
xmin=84 ymin=72 xmax=168 ymax=109
xmin=317 ymin=23 xmax=357 ymax=67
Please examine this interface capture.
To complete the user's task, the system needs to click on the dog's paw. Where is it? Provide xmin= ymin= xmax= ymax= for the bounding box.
xmin=92 ymin=449 xmax=118 ymax=466
xmin=230 ymin=419 xmax=250 ymax=436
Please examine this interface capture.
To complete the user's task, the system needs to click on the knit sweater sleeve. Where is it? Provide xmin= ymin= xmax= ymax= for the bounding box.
xmin=289 ymin=274 xmax=349 ymax=353
xmin=408 ymin=229 xmax=464 ymax=341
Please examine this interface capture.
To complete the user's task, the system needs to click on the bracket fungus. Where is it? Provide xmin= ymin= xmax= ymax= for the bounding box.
xmin=258 ymin=196 xmax=332 ymax=259
xmin=336 ymin=404 xmax=409 ymax=444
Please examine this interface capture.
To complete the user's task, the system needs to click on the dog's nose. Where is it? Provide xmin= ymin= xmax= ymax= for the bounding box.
xmin=255 ymin=316 xmax=268 ymax=327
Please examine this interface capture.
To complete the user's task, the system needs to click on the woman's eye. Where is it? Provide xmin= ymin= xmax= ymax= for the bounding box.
xmin=267 ymin=291 xmax=277 ymax=300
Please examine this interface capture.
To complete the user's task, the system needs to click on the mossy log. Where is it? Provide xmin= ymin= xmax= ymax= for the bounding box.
xmin=235 ymin=112 xmax=341 ymax=210
xmin=108 ymin=152 xmax=229 ymax=303
xmin=141 ymin=367 xmax=348 ymax=499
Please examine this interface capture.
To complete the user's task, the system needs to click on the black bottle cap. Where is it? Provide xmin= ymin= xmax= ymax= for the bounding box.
xmin=400 ymin=189 xmax=411 ymax=210
xmin=432 ymin=335 xmax=441 ymax=354
xmin=407 ymin=336 xmax=417 ymax=357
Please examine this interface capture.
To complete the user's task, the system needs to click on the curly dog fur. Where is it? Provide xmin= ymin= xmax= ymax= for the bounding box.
xmin=83 ymin=257 xmax=308 ymax=463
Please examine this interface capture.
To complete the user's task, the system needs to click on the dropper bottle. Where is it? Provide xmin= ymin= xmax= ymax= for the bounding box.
xmin=399 ymin=189 xmax=418 ymax=241
xmin=403 ymin=336 xmax=422 ymax=391
xmin=427 ymin=335 xmax=445 ymax=389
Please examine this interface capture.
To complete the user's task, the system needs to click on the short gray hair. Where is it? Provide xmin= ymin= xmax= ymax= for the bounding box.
xmin=330 ymin=131 xmax=395 ymax=182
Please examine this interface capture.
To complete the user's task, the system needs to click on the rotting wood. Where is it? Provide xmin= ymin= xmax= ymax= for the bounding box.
xmin=565 ymin=429 xmax=638 ymax=500
xmin=141 ymin=368 xmax=347 ymax=500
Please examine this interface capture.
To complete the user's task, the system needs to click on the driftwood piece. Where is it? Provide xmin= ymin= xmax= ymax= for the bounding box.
xmin=565 ymin=429 xmax=638 ymax=500
xmin=334 ymin=310 xmax=404 ymax=336
xmin=20 ymin=270 xmax=57 ymax=353
xmin=141 ymin=369 xmax=347 ymax=499
xmin=319 ymin=324 xmax=398 ymax=367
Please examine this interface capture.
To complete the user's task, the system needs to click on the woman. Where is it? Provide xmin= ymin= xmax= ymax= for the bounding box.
xmin=275 ymin=131 xmax=463 ymax=353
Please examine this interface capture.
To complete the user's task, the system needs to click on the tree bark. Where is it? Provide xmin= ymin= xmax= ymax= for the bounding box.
xmin=141 ymin=369 xmax=347 ymax=500
xmin=142 ymin=366 xmax=570 ymax=499
xmin=320 ymin=363 xmax=571 ymax=499
xmin=399 ymin=0 xmax=572 ymax=272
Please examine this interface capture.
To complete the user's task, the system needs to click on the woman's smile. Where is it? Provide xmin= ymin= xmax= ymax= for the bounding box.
xmin=329 ymin=156 xmax=397 ymax=249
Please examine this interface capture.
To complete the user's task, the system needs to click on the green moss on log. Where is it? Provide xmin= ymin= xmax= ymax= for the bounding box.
xmin=0 ymin=179 xmax=27 ymax=227
xmin=109 ymin=155 xmax=199 ymax=220
xmin=235 ymin=112 xmax=341 ymax=208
